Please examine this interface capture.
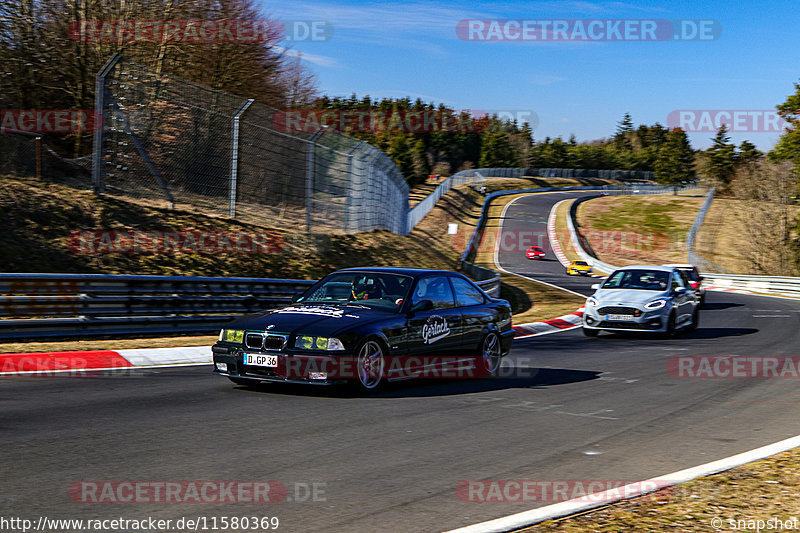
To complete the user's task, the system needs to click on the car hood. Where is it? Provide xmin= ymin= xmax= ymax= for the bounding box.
xmin=223 ymin=303 xmax=394 ymax=336
xmin=592 ymin=288 xmax=669 ymax=306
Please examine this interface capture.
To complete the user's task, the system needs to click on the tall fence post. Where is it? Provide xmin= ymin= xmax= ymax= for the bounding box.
xmin=91 ymin=52 xmax=121 ymax=194
xmin=344 ymin=141 xmax=365 ymax=232
xmin=229 ymin=98 xmax=254 ymax=218
xmin=306 ymin=130 xmax=325 ymax=232
xmin=34 ymin=135 xmax=42 ymax=179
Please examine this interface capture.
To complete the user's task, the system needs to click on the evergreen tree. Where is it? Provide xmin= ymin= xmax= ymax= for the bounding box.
xmin=769 ymin=81 xmax=800 ymax=164
xmin=614 ymin=112 xmax=634 ymax=151
xmin=654 ymin=128 xmax=695 ymax=191
xmin=706 ymin=125 xmax=737 ymax=185
xmin=737 ymin=140 xmax=763 ymax=167
xmin=478 ymin=128 xmax=517 ymax=167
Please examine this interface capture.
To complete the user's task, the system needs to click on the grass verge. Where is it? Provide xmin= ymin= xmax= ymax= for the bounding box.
xmin=1 ymin=176 xmax=609 ymax=352
xmin=574 ymin=190 xmax=707 ymax=266
xmin=520 ymin=446 xmax=800 ymax=532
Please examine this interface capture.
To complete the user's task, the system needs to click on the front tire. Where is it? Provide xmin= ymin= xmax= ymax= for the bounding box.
xmin=663 ymin=311 xmax=677 ymax=338
xmin=686 ymin=307 xmax=699 ymax=333
xmin=583 ymin=327 xmax=599 ymax=337
xmin=353 ymin=339 xmax=385 ymax=392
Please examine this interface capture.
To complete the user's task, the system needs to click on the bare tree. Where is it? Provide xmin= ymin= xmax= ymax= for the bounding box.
xmin=732 ymin=161 xmax=798 ymax=275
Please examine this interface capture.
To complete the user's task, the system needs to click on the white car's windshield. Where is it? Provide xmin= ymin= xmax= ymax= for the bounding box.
xmin=602 ymin=269 xmax=670 ymax=291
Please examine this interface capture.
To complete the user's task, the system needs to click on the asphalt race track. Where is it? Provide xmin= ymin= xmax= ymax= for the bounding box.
xmin=3 ymin=191 xmax=800 ymax=532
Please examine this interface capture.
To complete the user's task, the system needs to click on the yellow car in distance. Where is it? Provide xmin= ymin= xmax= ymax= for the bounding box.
xmin=566 ymin=260 xmax=593 ymax=276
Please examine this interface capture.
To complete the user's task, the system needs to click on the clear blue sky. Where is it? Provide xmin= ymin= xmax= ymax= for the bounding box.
xmin=264 ymin=0 xmax=799 ymax=150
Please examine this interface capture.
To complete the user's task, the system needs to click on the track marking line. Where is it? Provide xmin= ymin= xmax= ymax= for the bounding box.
xmin=443 ymin=432 xmax=800 ymax=533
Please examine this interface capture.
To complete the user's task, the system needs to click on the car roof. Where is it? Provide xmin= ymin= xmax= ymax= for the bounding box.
xmin=336 ymin=267 xmax=463 ymax=278
xmin=662 ymin=263 xmax=697 ymax=269
xmin=615 ymin=265 xmax=675 ymax=272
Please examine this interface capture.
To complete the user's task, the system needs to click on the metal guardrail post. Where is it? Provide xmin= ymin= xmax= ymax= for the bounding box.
xmin=229 ymin=99 xmax=254 ymax=218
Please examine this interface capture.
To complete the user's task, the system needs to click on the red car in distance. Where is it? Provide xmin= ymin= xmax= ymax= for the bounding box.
xmin=526 ymin=246 xmax=545 ymax=260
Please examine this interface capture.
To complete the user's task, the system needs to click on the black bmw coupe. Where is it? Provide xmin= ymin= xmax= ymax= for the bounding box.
xmin=212 ymin=267 xmax=514 ymax=391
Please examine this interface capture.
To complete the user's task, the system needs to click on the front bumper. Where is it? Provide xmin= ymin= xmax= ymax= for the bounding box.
xmin=212 ymin=344 xmax=352 ymax=385
xmin=582 ymin=306 xmax=668 ymax=332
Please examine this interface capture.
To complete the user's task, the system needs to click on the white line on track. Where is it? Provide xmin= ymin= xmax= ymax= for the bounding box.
xmin=443 ymin=432 xmax=800 ymax=533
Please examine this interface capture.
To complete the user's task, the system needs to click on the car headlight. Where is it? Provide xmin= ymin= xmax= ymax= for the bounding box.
xmin=294 ymin=335 xmax=345 ymax=351
xmin=644 ymin=299 xmax=668 ymax=310
xmin=587 ymin=297 xmax=598 ymax=306
xmin=220 ymin=329 xmax=245 ymax=343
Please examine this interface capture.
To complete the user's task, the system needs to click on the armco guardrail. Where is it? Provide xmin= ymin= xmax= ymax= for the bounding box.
xmin=406 ymin=168 xmax=659 ymax=234
xmin=461 ymin=183 xmax=683 ymax=267
xmin=700 ymin=274 xmax=800 ymax=298
xmin=563 ymin=191 xmax=800 ymax=298
xmin=0 ymin=271 xmax=503 ymax=340
xmin=461 ymin=262 xmax=501 ymax=297
xmin=686 ymin=188 xmax=730 ymax=273
xmin=0 ymin=273 xmax=315 ymax=339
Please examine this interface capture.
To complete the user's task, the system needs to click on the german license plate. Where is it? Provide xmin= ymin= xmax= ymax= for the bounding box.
xmin=607 ymin=314 xmax=634 ymax=321
xmin=244 ymin=353 xmax=278 ymax=367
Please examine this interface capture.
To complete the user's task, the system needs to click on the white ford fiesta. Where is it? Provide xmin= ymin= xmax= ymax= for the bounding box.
xmin=582 ymin=265 xmax=699 ymax=337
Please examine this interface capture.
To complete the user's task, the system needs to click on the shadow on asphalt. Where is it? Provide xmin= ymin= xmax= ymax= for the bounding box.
xmin=595 ymin=327 xmax=758 ymax=340
xmin=701 ymin=302 xmax=746 ymax=310
xmin=229 ymin=367 xmax=601 ymax=399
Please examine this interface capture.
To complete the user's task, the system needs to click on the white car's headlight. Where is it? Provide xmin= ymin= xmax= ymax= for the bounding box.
xmin=294 ymin=335 xmax=345 ymax=351
xmin=644 ymin=299 xmax=668 ymax=310
xmin=587 ymin=297 xmax=598 ymax=306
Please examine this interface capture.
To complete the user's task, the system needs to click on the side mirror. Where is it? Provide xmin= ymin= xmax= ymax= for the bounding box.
xmin=410 ymin=299 xmax=434 ymax=314
xmin=591 ymin=283 xmax=600 ymax=290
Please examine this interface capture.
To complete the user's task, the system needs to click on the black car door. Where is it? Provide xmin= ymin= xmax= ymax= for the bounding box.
xmin=403 ymin=275 xmax=464 ymax=377
xmin=448 ymin=275 xmax=489 ymax=352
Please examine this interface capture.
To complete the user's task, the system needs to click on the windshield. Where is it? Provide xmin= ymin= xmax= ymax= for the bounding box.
xmin=575 ymin=261 xmax=588 ymax=266
xmin=298 ymin=272 xmax=413 ymax=311
xmin=601 ymin=269 xmax=670 ymax=291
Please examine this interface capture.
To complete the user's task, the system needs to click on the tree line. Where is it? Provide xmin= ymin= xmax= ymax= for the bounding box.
xmin=0 ymin=0 xmax=317 ymax=157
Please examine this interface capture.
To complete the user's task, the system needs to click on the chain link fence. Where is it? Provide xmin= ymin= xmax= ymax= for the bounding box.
xmin=92 ymin=54 xmax=408 ymax=234
xmin=1 ymin=129 xmax=92 ymax=184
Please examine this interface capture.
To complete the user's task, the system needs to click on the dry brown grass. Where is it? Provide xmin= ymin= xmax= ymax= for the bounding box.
xmin=575 ymin=190 xmax=708 ymax=267
xmin=519 ymin=446 xmax=800 ymax=532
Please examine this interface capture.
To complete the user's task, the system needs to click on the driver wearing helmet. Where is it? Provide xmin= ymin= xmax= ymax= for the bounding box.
xmin=351 ymin=279 xmax=382 ymax=300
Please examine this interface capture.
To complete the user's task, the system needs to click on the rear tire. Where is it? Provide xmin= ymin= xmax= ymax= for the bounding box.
xmin=583 ymin=327 xmax=599 ymax=337
xmin=480 ymin=332 xmax=502 ymax=376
